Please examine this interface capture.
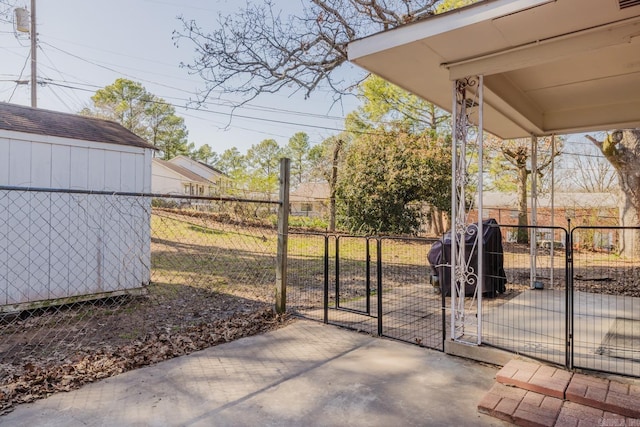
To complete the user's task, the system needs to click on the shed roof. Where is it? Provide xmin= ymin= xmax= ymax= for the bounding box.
xmin=348 ymin=0 xmax=640 ymax=139
xmin=0 ymin=102 xmax=155 ymax=150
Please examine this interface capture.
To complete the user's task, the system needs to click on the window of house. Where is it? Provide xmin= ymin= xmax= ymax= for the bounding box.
xmin=301 ymin=203 xmax=313 ymax=212
xmin=184 ymin=184 xmax=190 ymax=195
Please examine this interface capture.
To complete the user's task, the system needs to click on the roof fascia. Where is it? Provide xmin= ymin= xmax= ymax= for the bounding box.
xmin=347 ymin=0 xmax=553 ymax=61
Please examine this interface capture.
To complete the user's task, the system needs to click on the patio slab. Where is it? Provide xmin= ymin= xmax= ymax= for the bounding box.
xmin=482 ymin=289 xmax=640 ymax=376
xmin=1 ymin=319 xmax=508 ymax=427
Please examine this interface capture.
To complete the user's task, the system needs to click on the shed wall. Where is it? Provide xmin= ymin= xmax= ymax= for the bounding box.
xmin=0 ymin=133 xmax=152 ymax=306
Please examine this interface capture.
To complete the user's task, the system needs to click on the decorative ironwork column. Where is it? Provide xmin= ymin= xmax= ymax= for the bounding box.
xmin=450 ymin=76 xmax=483 ymax=345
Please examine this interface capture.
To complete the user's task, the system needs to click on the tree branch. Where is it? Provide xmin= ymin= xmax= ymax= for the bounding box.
xmin=173 ymin=0 xmax=441 ymax=106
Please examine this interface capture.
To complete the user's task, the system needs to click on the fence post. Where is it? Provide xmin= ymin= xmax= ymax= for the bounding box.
xmin=276 ymin=158 xmax=290 ymax=314
xmin=377 ymin=238 xmax=383 ymax=336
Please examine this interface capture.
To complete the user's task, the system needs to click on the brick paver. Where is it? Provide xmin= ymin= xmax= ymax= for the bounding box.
xmin=497 ymin=360 xmax=571 ymax=399
xmin=478 ymin=382 xmax=563 ymax=426
xmin=513 ymin=391 xmax=563 ymax=427
xmin=555 ymin=401 xmax=640 ymax=427
xmin=480 ymin=359 xmax=640 ymax=426
xmin=566 ymin=373 xmax=640 ymax=419
xmin=478 ymin=382 xmax=528 ymax=424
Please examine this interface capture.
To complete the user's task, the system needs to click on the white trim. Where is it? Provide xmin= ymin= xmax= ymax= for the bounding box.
xmin=347 ymin=0 xmax=552 ymax=60
xmin=169 ymin=155 xmax=216 ymax=176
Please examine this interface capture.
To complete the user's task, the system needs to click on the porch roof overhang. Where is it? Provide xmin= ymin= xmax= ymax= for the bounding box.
xmin=347 ymin=0 xmax=640 ymax=139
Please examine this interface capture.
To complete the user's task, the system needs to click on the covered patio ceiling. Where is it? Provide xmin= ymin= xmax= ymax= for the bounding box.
xmin=347 ymin=0 xmax=640 ymax=139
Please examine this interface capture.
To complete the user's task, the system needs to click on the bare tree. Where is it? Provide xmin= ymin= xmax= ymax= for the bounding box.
xmin=309 ymin=133 xmax=349 ymax=231
xmin=560 ymin=142 xmax=616 ymax=193
xmin=487 ymin=136 xmax=562 ymax=243
xmin=173 ymin=1 xmax=442 ymax=106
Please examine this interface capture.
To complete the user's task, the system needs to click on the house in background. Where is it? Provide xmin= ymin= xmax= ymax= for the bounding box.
xmin=167 ymin=155 xmax=230 ymax=195
xmin=478 ymin=191 xmax=618 ymax=227
xmin=152 ymin=158 xmax=214 ymax=196
xmin=0 ymin=102 xmax=155 ymax=309
xmin=152 ymin=156 xmax=231 ymax=197
xmin=474 ymin=191 xmax=619 ymax=249
xmin=290 ymin=182 xmax=330 ymax=218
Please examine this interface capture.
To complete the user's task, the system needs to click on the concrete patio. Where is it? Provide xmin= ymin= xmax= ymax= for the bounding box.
xmin=483 ymin=288 xmax=640 ymax=377
xmin=0 ymin=319 xmax=508 ymax=427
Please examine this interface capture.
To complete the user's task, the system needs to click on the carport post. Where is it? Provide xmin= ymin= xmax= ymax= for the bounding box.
xmin=276 ymin=157 xmax=290 ymax=314
xmin=450 ymin=75 xmax=484 ymax=345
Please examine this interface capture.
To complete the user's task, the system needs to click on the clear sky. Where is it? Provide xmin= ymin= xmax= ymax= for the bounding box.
xmin=0 ymin=0 xmax=362 ymax=154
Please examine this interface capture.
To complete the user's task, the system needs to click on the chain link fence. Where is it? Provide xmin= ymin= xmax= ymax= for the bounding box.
xmin=0 ymin=187 xmax=283 ymax=412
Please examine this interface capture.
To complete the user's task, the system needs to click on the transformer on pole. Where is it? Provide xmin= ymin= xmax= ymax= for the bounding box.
xmin=14 ymin=2 xmax=36 ymax=107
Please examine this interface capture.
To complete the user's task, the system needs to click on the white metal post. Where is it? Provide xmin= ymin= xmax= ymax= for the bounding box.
xmin=550 ymin=134 xmax=556 ymax=288
xmin=530 ymin=135 xmax=538 ymax=289
xmin=476 ymin=75 xmax=484 ymax=345
xmin=450 ymin=76 xmax=483 ymax=345
xmin=450 ymin=81 xmax=458 ymax=342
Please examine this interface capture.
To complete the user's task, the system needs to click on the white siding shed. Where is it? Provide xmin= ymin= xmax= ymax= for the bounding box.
xmin=0 ymin=103 xmax=155 ymax=309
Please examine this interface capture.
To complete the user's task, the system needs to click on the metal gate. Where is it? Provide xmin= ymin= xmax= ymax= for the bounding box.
xmin=288 ymin=233 xmax=444 ymax=352
xmin=288 ymin=226 xmax=640 ymax=377
xmin=570 ymin=226 xmax=640 ymax=378
xmin=480 ymin=225 xmax=569 ymax=368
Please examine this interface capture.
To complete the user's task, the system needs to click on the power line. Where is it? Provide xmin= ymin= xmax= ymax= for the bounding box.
xmin=39 ymin=78 xmax=353 ymax=134
xmin=37 ymin=45 xmax=85 ymax=106
xmin=7 ymin=48 xmax=29 ymax=102
xmin=39 ymin=41 xmax=192 ymax=94
xmin=39 ymin=40 xmax=351 ymax=123
xmin=561 ymin=151 xmax=607 ymax=159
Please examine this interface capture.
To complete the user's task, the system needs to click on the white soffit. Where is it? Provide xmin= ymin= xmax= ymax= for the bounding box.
xmin=348 ymin=0 xmax=640 ymax=139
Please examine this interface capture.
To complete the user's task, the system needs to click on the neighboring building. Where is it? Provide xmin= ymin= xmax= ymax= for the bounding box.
xmin=0 ymin=102 xmax=155 ymax=309
xmin=168 ymin=155 xmax=229 ymax=194
xmin=152 ymin=155 xmax=231 ymax=196
xmin=152 ymin=158 xmax=215 ymax=196
xmin=477 ymin=192 xmax=618 ymax=227
xmin=290 ymin=182 xmax=330 ymax=218
xmin=473 ymin=191 xmax=619 ymax=248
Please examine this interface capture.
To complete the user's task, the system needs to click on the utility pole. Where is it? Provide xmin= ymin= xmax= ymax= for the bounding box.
xmin=30 ymin=0 xmax=37 ymax=107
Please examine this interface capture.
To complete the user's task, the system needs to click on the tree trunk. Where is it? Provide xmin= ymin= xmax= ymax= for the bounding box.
xmin=616 ymin=154 xmax=640 ymax=257
xmin=517 ymin=164 xmax=529 ymax=244
xmin=619 ymin=189 xmax=640 ymax=257
xmin=328 ymin=138 xmax=344 ymax=232
xmin=588 ymin=130 xmax=640 ymax=257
